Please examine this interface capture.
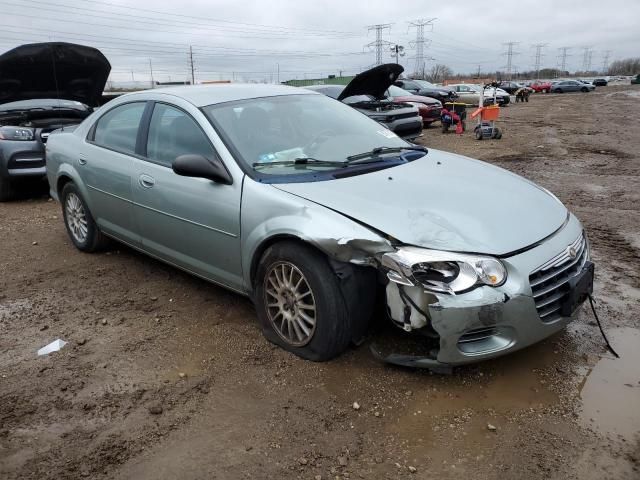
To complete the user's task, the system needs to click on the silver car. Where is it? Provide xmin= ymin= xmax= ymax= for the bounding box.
xmin=46 ymin=84 xmax=593 ymax=369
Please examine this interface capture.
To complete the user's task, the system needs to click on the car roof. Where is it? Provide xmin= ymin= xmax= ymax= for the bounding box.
xmin=119 ymin=83 xmax=317 ymax=107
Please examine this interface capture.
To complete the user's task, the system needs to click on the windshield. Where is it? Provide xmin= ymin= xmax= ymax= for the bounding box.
xmin=387 ymin=85 xmax=412 ymax=97
xmin=202 ymin=94 xmax=409 ymax=177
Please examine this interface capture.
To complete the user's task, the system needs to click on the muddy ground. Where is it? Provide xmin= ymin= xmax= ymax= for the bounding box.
xmin=1 ymin=85 xmax=639 ymax=480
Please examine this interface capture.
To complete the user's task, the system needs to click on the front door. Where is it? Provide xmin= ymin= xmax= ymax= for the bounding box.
xmin=131 ymin=102 xmax=243 ymax=290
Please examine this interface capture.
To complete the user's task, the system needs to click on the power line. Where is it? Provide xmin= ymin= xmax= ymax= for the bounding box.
xmin=502 ymin=41 xmax=520 ymax=80
xmin=72 ymin=0 xmax=358 ymax=35
xmin=408 ymin=18 xmax=435 ymax=78
xmin=365 ymin=24 xmax=392 ymax=65
xmin=3 ymin=0 xmax=359 ymax=38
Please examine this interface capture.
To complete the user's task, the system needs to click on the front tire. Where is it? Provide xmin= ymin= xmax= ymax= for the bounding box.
xmin=61 ymin=183 xmax=109 ymax=252
xmin=254 ymin=241 xmax=353 ymax=361
xmin=581 ymin=87 xmax=588 ymax=92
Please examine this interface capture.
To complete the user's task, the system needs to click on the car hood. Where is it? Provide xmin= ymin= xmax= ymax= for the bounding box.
xmin=0 ymin=42 xmax=111 ymax=106
xmin=391 ymin=94 xmax=441 ymax=106
xmin=273 ymin=150 xmax=568 ymax=256
xmin=338 ymin=63 xmax=404 ymax=101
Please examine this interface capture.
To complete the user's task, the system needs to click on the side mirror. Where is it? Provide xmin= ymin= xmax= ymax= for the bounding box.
xmin=172 ymin=154 xmax=232 ymax=185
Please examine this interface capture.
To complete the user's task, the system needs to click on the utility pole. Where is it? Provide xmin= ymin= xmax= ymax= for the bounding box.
xmin=502 ymin=42 xmax=519 ymax=80
xmin=408 ymin=18 xmax=436 ymax=78
xmin=558 ymin=47 xmax=571 ymax=73
xmin=131 ymin=70 xmax=134 ymax=82
xmin=189 ymin=45 xmax=195 ymax=85
xmin=532 ymin=43 xmax=548 ymax=79
xmin=601 ymin=50 xmax=612 ymax=74
xmin=149 ymin=58 xmax=154 ymax=88
xmin=277 ymin=63 xmax=280 ymax=84
xmin=365 ymin=24 xmax=392 ymax=65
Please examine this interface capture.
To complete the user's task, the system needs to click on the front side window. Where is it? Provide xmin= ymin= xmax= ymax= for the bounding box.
xmin=93 ymin=102 xmax=146 ymax=154
xmin=146 ymin=103 xmax=215 ymax=166
xmin=203 ymin=94 xmax=409 ymax=179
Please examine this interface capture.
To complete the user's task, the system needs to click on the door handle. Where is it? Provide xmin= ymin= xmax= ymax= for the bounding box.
xmin=139 ymin=174 xmax=155 ymax=189
xmin=78 ymin=156 xmax=87 ymax=165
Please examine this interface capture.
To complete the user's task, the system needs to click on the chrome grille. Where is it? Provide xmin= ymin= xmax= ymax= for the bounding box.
xmin=529 ymin=233 xmax=588 ymax=322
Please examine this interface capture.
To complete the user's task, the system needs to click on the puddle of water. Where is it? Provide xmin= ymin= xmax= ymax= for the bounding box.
xmin=579 ymin=327 xmax=640 ymax=441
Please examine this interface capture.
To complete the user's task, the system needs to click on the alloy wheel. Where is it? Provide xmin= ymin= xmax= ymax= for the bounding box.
xmin=264 ymin=261 xmax=317 ymax=347
xmin=65 ymin=192 xmax=88 ymax=243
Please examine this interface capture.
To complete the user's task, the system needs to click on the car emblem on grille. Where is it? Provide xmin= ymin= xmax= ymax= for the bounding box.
xmin=567 ymin=246 xmax=577 ymax=259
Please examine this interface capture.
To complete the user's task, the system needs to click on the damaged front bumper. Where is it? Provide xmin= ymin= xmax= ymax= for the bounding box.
xmin=380 ymin=214 xmax=586 ymax=368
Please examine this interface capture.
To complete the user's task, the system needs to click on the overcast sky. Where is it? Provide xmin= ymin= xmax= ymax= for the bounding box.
xmin=1 ymin=0 xmax=638 ymax=84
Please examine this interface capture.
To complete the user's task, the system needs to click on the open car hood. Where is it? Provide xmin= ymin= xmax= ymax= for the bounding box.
xmin=338 ymin=64 xmax=404 ymax=101
xmin=0 ymin=42 xmax=111 ymax=106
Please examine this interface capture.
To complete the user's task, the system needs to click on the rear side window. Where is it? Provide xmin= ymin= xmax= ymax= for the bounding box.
xmin=145 ymin=103 xmax=215 ymax=167
xmin=93 ymin=102 xmax=146 ymax=154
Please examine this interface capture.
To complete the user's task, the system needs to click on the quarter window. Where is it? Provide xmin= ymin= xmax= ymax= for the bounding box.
xmin=146 ymin=104 xmax=215 ymax=167
xmin=93 ymin=102 xmax=146 ymax=154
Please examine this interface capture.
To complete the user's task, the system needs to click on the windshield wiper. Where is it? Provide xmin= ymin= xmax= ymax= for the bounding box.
xmin=345 ymin=145 xmax=428 ymax=164
xmin=252 ymin=157 xmax=347 ymax=168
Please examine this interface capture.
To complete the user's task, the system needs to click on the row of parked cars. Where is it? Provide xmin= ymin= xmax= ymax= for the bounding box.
xmin=1 ymin=41 xmax=596 ymax=371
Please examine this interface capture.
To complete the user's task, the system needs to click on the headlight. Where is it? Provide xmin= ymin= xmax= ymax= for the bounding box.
xmin=381 ymin=246 xmax=507 ymax=294
xmin=0 ymin=126 xmax=35 ymax=141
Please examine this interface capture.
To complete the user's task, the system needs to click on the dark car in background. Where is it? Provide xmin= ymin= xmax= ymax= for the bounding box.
xmin=385 ymin=85 xmax=442 ymax=126
xmin=593 ymin=78 xmax=608 ymax=86
xmin=393 ymin=78 xmax=458 ymax=103
xmin=0 ymin=42 xmax=110 ymax=201
xmin=305 ymin=64 xmax=423 ymax=141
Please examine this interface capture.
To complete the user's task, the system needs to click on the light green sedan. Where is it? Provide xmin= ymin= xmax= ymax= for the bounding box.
xmin=46 ymin=84 xmax=593 ymax=370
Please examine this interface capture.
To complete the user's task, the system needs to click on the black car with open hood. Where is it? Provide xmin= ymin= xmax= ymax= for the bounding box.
xmin=0 ymin=42 xmax=111 ymax=106
xmin=306 ymin=64 xmax=422 ymax=141
xmin=0 ymin=42 xmax=111 ymax=201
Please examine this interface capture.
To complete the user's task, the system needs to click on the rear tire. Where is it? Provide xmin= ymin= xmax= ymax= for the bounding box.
xmin=61 ymin=183 xmax=109 ymax=252
xmin=555 ymin=88 xmax=562 ymax=93
xmin=254 ymin=241 xmax=353 ymax=361
xmin=475 ymin=128 xmax=483 ymax=140
xmin=0 ymin=177 xmax=15 ymax=202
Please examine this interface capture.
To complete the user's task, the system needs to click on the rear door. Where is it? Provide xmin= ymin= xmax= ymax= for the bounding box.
xmin=131 ymin=102 xmax=243 ymax=290
xmin=81 ymin=101 xmax=148 ymax=245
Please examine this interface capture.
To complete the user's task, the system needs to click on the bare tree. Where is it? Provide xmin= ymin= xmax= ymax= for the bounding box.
xmin=607 ymin=58 xmax=640 ymax=75
xmin=425 ymin=64 xmax=453 ymax=83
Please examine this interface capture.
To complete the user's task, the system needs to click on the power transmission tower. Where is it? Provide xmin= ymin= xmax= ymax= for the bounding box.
xmin=532 ymin=43 xmax=548 ymax=79
xmin=365 ymin=24 xmax=392 ymax=65
xmin=601 ymin=50 xmax=612 ymax=74
xmin=557 ymin=47 xmax=571 ymax=73
xmin=581 ymin=46 xmax=593 ymax=72
xmin=501 ymin=42 xmax=520 ymax=80
xmin=189 ymin=45 xmax=195 ymax=84
xmin=408 ymin=18 xmax=436 ymax=78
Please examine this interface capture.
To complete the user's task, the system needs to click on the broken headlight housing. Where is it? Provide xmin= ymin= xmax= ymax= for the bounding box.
xmin=381 ymin=246 xmax=507 ymax=294
xmin=0 ymin=126 xmax=35 ymax=141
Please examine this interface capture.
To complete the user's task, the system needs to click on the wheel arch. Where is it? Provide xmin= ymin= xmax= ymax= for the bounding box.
xmin=249 ymin=234 xmax=326 ymax=289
